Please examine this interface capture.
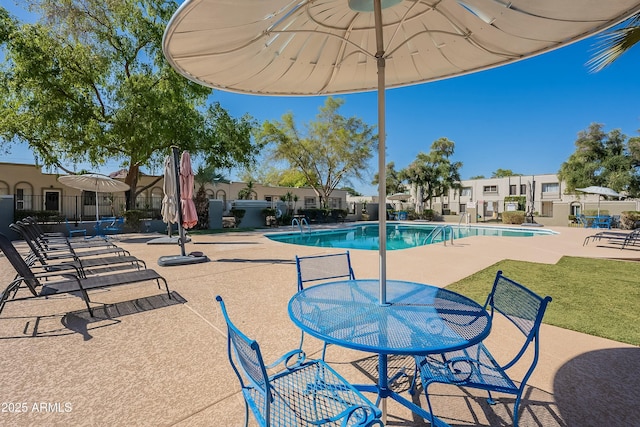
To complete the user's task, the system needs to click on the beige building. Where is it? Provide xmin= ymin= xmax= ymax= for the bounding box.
xmin=0 ymin=162 xmax=348 ymax=221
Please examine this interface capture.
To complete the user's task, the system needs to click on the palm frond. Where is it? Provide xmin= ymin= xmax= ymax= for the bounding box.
xmin=587 ymin=13 xmax=640 ymax=72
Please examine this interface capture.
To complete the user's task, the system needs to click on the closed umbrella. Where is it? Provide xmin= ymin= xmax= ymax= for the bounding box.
xmin=161 ymin=155 xmax=179 ymax=225
xmin=163 ymin=0 xmax=640 ymax=303
xmin=179 ymin=151 xmax=198 ymax=229
xmin=576 ymin=186 xmax=624 ymax=216
xmin=58 ymin=173 xmax=130 ymax=222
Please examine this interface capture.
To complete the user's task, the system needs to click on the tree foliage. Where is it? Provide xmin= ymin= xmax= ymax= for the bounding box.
xmin=0 ymin=1 xmax=259 ymax=206
xmin=491 ymin=169 xmax=521 ymax=178
xmin=558 ymin=123 xmax=640 ymax=197
xmin=255 ymin=97 xmax=377 ymax=207
xmin=372 ymin=162 xmax=406 ymax=196
xmin=399 ymin=138 xmax=462 ymax=211
xmin=588 ymin=12 xmax=640 ymax=72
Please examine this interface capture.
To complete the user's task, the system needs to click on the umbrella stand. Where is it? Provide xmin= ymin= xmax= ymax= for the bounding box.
xmin=157 ymin=147 xmax=209 ymax=266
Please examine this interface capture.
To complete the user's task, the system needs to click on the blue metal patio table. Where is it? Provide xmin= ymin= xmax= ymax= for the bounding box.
xmin=288 ymin=279 xmax=491 ymax=426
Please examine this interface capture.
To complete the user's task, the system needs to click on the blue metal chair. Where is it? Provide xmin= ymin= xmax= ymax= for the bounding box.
xmin=215 ymin=296 xmax=382 ymax=427
xmin=411 ymin=271 xmax=552 ymax=427
xmin=295 ymin=252 xmax=355 ymax=359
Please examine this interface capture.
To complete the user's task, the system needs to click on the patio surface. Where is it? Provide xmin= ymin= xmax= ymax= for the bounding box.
xmin=0 ymin=224 xmax=638 ymax=426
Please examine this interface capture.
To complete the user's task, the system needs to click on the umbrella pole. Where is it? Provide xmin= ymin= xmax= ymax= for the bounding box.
xmin=374 ymin=0 xmax=387 ymax=306
xmin=172 ymin=146 xmax=187 ymax=257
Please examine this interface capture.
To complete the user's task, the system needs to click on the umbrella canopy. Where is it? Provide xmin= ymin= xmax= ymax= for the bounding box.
xmin=576 ymin=186 xmax=623 ymax=198
xmin=58 ymin=173 xmax=130 ymax=222
xmin=179 ymin=151 xmax=198 ymax=229
xmin=387 ymin=193 xmax=411 ymax=201
xmin=161 ymin=155 xmax=179 ymax=225
xmin=163 ymin=0 xmax=640 ymax=303
xmin=576 ymin=186 xmax=624 ymax=215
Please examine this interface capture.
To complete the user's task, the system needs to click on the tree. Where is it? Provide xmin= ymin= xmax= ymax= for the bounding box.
xmin=0 ymin=1 xmax=259 ymax=207
xmin=558 ymin=123 xmax=640 ymax=197
xmin=469 ymin=175 xmax=486 ymax=179
xmin=588 ymin=13 xmax=640 ymax=71
xmin=238 ymin=180 xmax=256 ymax=200
xmin=399 ymin=138 xmax=462 ymax=212
xmin=256 ymin=97 xmax=377 ymax=207
xmin=372 ymin=162 xmax=406 ymax=196
xmin=491 ymin=169 xmax=521 ymax=178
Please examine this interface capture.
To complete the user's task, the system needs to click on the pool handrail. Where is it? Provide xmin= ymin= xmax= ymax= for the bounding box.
xmin=423 ymin=225 xmax=454 ymax=246
xmin=291 ymin=217 xmax=311 ymax=234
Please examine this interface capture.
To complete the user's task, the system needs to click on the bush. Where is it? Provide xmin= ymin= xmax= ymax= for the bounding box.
xmin=502 ymin=210 xmax=525 ymax=224
xmin=15 ymin=210 xmax=63 ymax=223
xmin=230 ymin=208 xmax=246 ymax=227
xmin=123 ymin=210 xmax=147 ymax=230
xmin=620 ymin=211 xmax=640 ymax=230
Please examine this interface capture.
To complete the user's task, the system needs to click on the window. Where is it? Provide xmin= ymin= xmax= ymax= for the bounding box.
xmin=16 ymin=188 xmax=24 ymax=210
xmin=461 ymin=187 xmax=472 ymax=197
xmin=83 ymin=191 xmax=96 ymax=206
xmin=509 ymin=185 xmax=517 ymax=195
xmin=542 ymin=183 xmax=559 ymax=193
xmin=520 ymin=184 xmax=527 ymax=195
xmin=328 ymin=197 xmax=341 ymax=209
xmin=304 ymin=197 xmax=316 ymax=208
xmin=483 ymin=185 xmax=497 ymax=193
xmin=459 ymin=204 xmax=466 ymax=213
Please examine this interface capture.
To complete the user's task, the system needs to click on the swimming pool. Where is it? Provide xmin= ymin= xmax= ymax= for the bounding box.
xmin=266 ymin=223 xmax=557 ymax=251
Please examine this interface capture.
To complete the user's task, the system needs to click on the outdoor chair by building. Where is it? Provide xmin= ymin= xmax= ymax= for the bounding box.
xmin=295 ymin=251 xmax=355 ymax=359
xmin=0 ymin=233 xmax=171 ymax=317
xmin=411 ymin=271 xmax=552 ymax=427
xmin=215 ymin=295 xmax=382 ymax=427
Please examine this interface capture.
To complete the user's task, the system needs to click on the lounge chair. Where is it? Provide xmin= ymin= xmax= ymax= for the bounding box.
xmin=583 ymin=229 xmax=640 ymax=247
xmin=215 ymin=295 xmax=382 ymax=427
xmin=410 ymin=271 xmax=552 ymax=427
xmin=10 ymin=222 xmax=129 ymax=259
xmin=0 ymin=233 xmax=170 ymax=317
xmin=10 ymin=225 xmax=146 ymax=277
xmin=295 ymin=251 xmax=355 ymax=359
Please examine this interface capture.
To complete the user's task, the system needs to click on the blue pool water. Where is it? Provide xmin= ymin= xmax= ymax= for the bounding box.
xmin=266 ymin=223 xmax=557 ymax=251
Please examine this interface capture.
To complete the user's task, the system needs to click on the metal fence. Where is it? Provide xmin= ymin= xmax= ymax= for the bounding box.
xmin=13 ymin=194 xmax=162 ymax=221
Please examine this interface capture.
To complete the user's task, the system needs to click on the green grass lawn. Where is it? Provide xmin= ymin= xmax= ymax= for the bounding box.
xmin=446 ymin=256 xmax=640 ymax=346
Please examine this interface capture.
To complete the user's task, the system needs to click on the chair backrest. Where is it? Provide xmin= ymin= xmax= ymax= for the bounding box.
xmin=215 ymin=296 xmax=271 ymax=405
xmin=9 ymin=223 xmax=48 ymax=265
xmin=486 ymin=270 xmax=552 ymax=370
xmin=295 ymin=251 xmax=355 ymax=291
xmin=0 ymin=233 xmax=41 ymax=295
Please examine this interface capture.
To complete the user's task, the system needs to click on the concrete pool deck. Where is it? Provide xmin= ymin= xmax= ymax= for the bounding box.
xmin=0 ymin=224 xmax=638 ymax=426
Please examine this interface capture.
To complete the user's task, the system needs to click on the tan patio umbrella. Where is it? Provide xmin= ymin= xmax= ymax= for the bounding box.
xmin=163 ymin=0 xmax=640 ymax=303
xmin=58 ymin=173 xmax=130 ymax=222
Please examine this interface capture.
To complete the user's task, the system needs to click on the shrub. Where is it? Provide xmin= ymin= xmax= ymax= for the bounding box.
xmin=620 ymin=211 xmax=640 ymax=230
xmin=502 ymin=210 xmax=525 ymax=224
xmin=15 ymin=210 xmax=63 ymax=223
xmin=230 ymin=208 xmax=246 ymax=227
xmin=123 ymin=210 xmax=147 ymax=230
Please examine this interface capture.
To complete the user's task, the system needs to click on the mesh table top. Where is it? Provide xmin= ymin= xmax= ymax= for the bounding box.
xmin=289 ymin=279 xmax=490 ymax=355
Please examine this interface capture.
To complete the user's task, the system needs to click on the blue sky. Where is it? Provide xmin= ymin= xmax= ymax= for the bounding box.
xmin=3 ymin=2 xmax=639 ymax=195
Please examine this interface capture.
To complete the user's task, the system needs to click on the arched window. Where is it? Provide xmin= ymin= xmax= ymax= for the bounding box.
xmin=0 ymin=181 xmax=9 ymax=195
xmin=14 ymin=182 xmax=34 ymax=210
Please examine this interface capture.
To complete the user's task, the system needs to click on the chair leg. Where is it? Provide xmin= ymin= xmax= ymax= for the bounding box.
xmin=486 ymin=390 xmax=496 ymax=405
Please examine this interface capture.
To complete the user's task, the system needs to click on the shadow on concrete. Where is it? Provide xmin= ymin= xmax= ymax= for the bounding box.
xmin=0 ymin=292 xmax=186 ymax=340
xmin=351 ymin=354 xmax=565 ymax=426
xmin=553 ymin=347 xmax=640 ymax=427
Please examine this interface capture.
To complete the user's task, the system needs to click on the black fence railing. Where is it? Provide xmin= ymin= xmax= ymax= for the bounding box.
xmin=13 ymin=195 xmax=162 ymax=222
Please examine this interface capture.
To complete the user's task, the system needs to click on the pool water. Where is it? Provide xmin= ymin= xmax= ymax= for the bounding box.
xmin=266 ymin=223 xmax=557 ymax=251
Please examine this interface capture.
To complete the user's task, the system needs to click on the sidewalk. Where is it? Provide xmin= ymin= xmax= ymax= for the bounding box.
xmin=0 ymin=225 xmax=637 ymax=426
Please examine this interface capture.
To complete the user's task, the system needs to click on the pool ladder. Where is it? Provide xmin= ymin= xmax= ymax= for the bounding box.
xmin=292 ymin=217 xmax=310 ymax=234
xmin=423 ymin=225 xmax=454 ymax=246
xmin=458 ymin=212 xmax=470 ymax=227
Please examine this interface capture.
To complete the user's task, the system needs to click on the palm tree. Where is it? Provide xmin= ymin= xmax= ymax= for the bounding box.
xmin=588 ymin=13 xmax=640 ymax=72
